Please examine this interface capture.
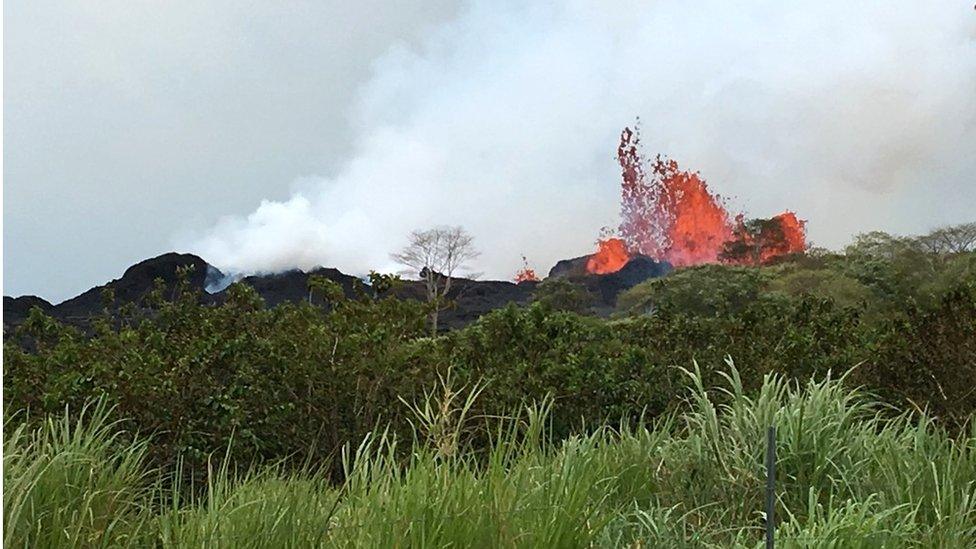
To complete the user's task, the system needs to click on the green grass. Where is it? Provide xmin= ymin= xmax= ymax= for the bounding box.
xmin=5 ymin=361 xmax=975 ymax=547
xmin=3 ymin=400 xmax=154 ymax=548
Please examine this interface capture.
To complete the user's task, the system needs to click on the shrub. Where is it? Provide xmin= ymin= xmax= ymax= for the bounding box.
xmin=5 ymin=263 xmax=975 ymax=481
xmin=530 ymin=277 xmax=594 ymax=314
xmin=4 ymin=280 xmax=434 ymax=480
xmin=856 ymin=280 xmax=976 ymax=428
xmin=617 ymin=264 xmax=770 ymax=317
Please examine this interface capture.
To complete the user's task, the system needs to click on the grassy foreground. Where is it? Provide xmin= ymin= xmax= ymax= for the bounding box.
xmin=5 ymin=363 xmax=976 ymax=548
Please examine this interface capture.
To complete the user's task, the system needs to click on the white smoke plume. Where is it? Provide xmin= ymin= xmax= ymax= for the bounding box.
xmin=188 ymin=0 xmax=976 ymax=280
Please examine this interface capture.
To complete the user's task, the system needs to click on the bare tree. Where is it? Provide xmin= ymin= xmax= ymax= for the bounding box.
xmin=391 ymin=226 xmax=480 ymax=334
xmin=916 ymin=222 xmax=976 ymax=255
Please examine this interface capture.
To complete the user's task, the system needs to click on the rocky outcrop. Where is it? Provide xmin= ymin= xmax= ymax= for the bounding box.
xmin=4 ymin=249 xmax=668 ymax=335
xmin=3 ymin=253 xmax=538 ymax=333
xmin=53 ymin=253 xmax=216 ymax=321
xmin=3 ymin=295 xmax=54 ymax=331
xmin=547 ymin=254 xmax=672 ymax=307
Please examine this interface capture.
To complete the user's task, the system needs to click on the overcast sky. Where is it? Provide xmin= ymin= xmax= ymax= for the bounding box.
xmin=5 ymin=1 xmax=976 ymax=302
xmin=4 ymin=0 xmax=457 ymax=301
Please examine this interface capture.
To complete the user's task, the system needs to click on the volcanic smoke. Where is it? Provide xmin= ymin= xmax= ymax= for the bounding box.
xmin=187 ymin=3 xmax=974 ymax=285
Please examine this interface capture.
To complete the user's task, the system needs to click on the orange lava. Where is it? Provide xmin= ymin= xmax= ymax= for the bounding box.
xmin=769 ymin=212 xmax=807 ymax=257
xmin=618 ymin=126 xmax=667 ymax=259
xmin=653 ymin=158 xmax=733 ymax=267
xmin=611 ymin=123 xmax=805 ymax=270
xmin=514 ymin=256 xmax=541 ymax=283
xmin=756 ymin=211 xmax=807 ymax=264
xmin=586 ymin=238 xmax=631 ymax=274
xmin=514 ymin=267 xmax=540 ymax=283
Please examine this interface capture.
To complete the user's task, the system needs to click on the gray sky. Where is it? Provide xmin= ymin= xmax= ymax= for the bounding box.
xmin=6 ymin=1 xmax=976 ymax=302
xmin=4 ymin=0 xmax=457 ymax=301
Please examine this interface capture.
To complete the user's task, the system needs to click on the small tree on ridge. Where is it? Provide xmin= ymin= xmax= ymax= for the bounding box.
xmin=392 ymin=225 xmax=480 ymax=334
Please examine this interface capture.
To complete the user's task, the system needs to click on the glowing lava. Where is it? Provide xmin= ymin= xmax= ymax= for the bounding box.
xmin=651 ymin=157 xmax=733 ymax=267
xmin=761 ymin=212 xmax=806 ymax=262
xmin=514 ymin=269 xmax=539 ymax=283
xmin=584 ymin=124 xmax=807 ymax=275
xmin=514 ymin=256 xmax=540 ymax=283
xmin=618 ymin=125 xmax=734 ymax=267
xmin=719 ymin=212 xmax=807 ymax=266
xmin=586 ymin=238 xmax=631 ymax=274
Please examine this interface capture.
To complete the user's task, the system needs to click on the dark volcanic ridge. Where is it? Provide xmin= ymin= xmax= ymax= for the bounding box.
xmin=4 ymin=252 xmax=672 ymax=333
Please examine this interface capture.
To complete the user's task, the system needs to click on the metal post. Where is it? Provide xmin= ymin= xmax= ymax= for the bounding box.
xmin=765 ymin=425 xmax=776 ymax=549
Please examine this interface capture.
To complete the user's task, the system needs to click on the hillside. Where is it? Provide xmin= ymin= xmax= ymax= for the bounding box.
xmin=3 ymin=251 xmax=673 ymax=333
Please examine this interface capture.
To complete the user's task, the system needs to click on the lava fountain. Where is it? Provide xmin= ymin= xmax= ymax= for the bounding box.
xmin=583 ymin=124 xmax=806 ymax=275
xmin=586 ymin=238 xmax=631 ymax=274
xmin=514 ymin=255 xmax=541 ymax=283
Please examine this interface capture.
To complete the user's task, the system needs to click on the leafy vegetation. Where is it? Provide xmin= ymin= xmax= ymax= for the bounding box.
xmin=5 ymin=367 xmax=975 ymax=547
xmin=3 ymin=223 xmax=976 ymax=545
xmin=620 ymin=225 xmax=976 ymax=323
xmin=6 ymin=229 xmax=976 ymax=473
xmin=530 ymin=277 xmax=594 ymax=314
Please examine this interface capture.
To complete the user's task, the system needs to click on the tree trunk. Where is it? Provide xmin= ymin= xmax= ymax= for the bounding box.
xmin=424 ymin=274 xmax=440 ymax=336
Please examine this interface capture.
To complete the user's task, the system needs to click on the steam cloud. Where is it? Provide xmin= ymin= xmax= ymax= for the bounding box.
xmin=188 ymin=1 xmax=976 ymax=280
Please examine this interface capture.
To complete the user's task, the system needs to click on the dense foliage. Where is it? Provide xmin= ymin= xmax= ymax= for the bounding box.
xmin=4 ymin=227 xmax=976 ymax=481
xmin=6 ymin=369 xmax=976 ymax=547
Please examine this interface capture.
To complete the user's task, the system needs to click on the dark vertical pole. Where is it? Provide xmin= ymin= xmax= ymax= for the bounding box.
xmin=765 ymin=425 xmax=776 ymax=549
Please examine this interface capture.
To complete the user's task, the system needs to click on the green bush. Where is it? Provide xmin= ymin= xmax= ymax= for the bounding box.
xmin=4 ymin=280 xmax=435 ymax=479
xmin=616 ymin=264 xmax=770 ymax=317
xmin=5 ymin=253 xmax=976 ymax=481
xmin=530 ymin=277 xmax=594 ymax=314
xmin=6 ymin=367 xmax=975 ymax=547
xmin=767 ymin=267 xmax=874 ymax=308
xmin=856 ymin=280 xmax=976 ymax=428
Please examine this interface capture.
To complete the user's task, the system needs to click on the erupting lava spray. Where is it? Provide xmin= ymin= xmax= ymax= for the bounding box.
xmin=585 ymin=124 xmax=807 ymax=274
xmin=724 ymin=211 xmax=807 ymax=266
xmin=648 ymin=156 xmax=733 ymax=267
xmin=766 ymin=212 xmax=806 ymax=259
xmin=586 ymin=238 xmax=630 ymax=274
xmin=617 ymin=126 xmax=668 ymax=259
xmin=513 ymin=255 xmax=540 ymax=283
